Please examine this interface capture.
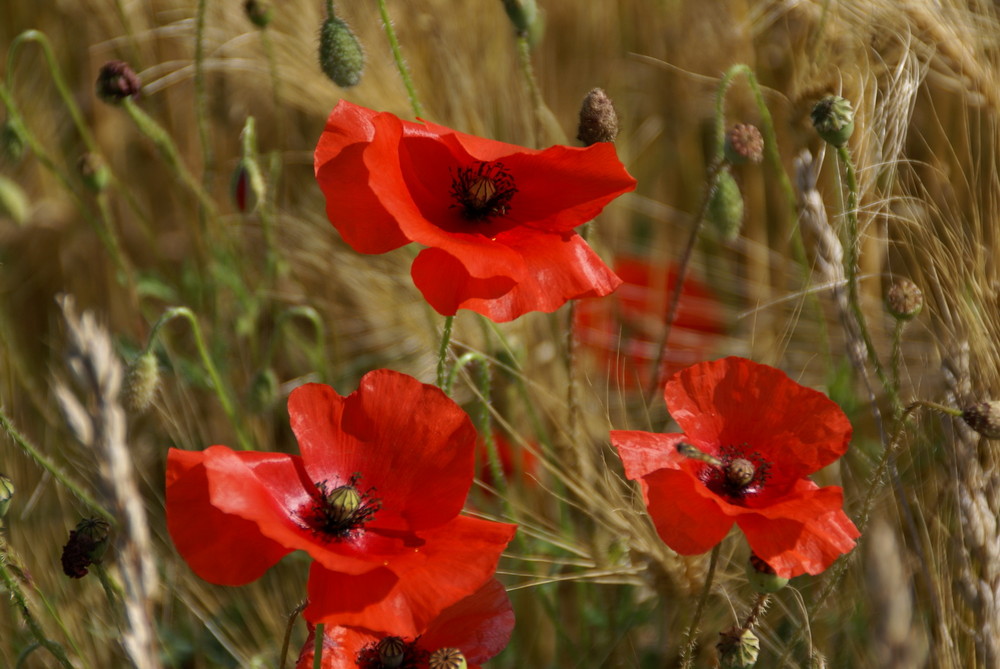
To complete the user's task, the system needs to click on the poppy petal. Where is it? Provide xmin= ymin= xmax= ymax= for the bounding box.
xmin=611 ymin=430 xmax=686 ymax=482
xmin=304 ymin=516 xmax=516 ymax=636
xmin=165 ymin=448 xmax=291 ymax=585
xmin=411 ymin=230 xmax=622 ymax=322
xmin=734 ymin=481 xmax=860 ymax=577
xmin=420 ymin=578 xmax=514 ymax=664
xmin=288 ymin=370 xmax=477 ymax=531
xmin=664 ymin=357 xmax=852 ymax=485
xmin=641 ymin=467 xmax=736 ymax=555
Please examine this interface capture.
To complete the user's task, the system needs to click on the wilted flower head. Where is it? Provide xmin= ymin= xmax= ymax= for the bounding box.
xmin=96 ymin=60 xmax=141 ymax=104
xmin=61 ymin=517 xmax=111 ymax=578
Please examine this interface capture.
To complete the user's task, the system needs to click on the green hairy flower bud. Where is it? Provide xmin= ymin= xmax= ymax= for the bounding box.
xmin=811 ymin=95 xmax=855 ymax=148
xmin=319 ymin=16 xmax=365 ymax=88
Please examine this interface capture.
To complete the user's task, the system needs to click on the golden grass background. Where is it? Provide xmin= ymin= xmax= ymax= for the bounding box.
xmin=3 ymin=0 xmax=1000 ymax=666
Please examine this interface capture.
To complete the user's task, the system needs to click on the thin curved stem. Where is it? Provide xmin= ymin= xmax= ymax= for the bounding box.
xmin=436 ymin=315 xmax=455 ymax=390
xmin=279 ymin=601 xmax=307 ymax=669
xmin=376 ymin=0 xmax=422 ymax=117
xmin=0 ymin=557 xmax=75 ymax=669
xmin=678 ymin=543 xmax=721 ymax=669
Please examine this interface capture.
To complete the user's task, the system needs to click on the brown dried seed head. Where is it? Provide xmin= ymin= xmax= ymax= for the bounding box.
xmin=724 ymin=123 xmax=764 ymax=165
xmin=577 ymin=88 xmax=620 ymax=145
xmin=886 ymin=278 xmax=923 ymax=320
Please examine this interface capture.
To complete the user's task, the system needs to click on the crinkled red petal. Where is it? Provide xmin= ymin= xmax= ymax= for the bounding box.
xmin=664 ymin=357 xmax=852 ymax=491
xmin=288 ymin=371 xmax=477 ymax=532
xmin=640 ymin=467 xmax=736 ymax=555
xmin=165 ymin=447 xmax=291 ymax=585
xmin=411 ymin=230 xmax=621 ymax=321
xmin=732 ymin=479 xmax=860 ymax=577
xmin=304 ymin=515 xmax=516 ymax=637
xmin=419 ymin=578 xmax=514 ymax=664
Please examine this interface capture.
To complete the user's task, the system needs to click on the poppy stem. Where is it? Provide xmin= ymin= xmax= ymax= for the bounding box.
xmin=278 ymin=600 xmax=307 ymax=669
xmin=312 ymin=622 xmax=324 ymax=669
xmin=647 ymin=158 xmax=725 ymax=400
xmin=436 ymin=315 xmax=455 ymax=390
xmin=0 ymin=554 xmax=76 ymax=669
xmin=678 ymin=543 xmax=720 ymax=669
xmin=375 ymin=0 xmax=423 ymax=117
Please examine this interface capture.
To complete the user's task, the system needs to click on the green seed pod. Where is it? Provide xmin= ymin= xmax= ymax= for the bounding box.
xmin=707 ymin=169 xmax=744 ymax=241
xmin=319 ymin=16 xmax=365 ymax=88
xmin=0 ymin=175 xmax=29 ymax=226
xmin=501 ymin=0 xmax=539 ymax=35
xmin=0 ymin=473 xmax=14 ymax=520
xmin=429 ymin=647 xmax=467 ymax=669
xmin=962 ymin=401 xmax=1000 ymax=439
xmin=325 ymin=485 xmax=362 ymax=525
xmin=717 ymin=626 xmax=760 ymax=669
xmin=811 ymin=95 xmax=855 ymax=148
xmin=122 ymin=351 xmax=160 ymax=414
xmin=745 ymin=553 xmax=789 ymax=594
xmin=885 ymin=278 xmax=923 ymax=321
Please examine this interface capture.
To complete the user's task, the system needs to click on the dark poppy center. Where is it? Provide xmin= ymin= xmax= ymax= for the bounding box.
xmin=355 ymin=635 xmax=428 ymax=669
xmin=303 ymin=473 xmax=381 ymax=541
xmin=701 ymin=445 xmax=770 ymax=501
xmin=450 ymin=160 xmax=517 ymax=221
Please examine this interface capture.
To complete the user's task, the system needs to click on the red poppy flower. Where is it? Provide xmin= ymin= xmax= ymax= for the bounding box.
xmin=295 ymin=578 xmax=514 ymax=669
xmin=166 ymin=369 xmax=517 ymax=637
xmin=610 ymin=357 xmax=859 ymax=578
xmin=314 ymin=100 xmax=636 ymax=322
xmin=574 ymin=255 xmax=724 ymax=388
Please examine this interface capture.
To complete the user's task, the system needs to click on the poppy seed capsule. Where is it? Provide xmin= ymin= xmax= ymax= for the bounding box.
xmin=707 ymin=170 xmax=744 ymax=240
xmin=319 ymin=16 xmax=365 ymax=88
xmin=577 ymin=88 xmax=619 ymax=146
xmin=723 ymin=123 xmax=764 ymax=165
xmin=961 ymin=401 xmax=1000 ymax=439
xmin=96 ymin=60 xmax=141 ymax=104
xmin=885 ymin=278 xmax=923 ymax=321
xmin=726 ymin=458 xmax=756 ymax=487
xmin=811 ymin=95 xmax=855 ymax=148
xmin=377 ymin=636 xmax=407 ymax=668
xmin=122 ymin=351 xmax=160 ymax=414
xmin=716 ymin=626 xmax=760 ymax=669
xmin=501 ymin=0 xmax=540 ymax=35
xmin=325 ymin=484 xmax=362 ymax=525
xmin=746 ymin=553 xmax=789 ymax=593
xmin=429 ymin=647 xmax=467 ymax=669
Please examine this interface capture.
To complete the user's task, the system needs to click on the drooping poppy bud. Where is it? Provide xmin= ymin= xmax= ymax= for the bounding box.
xmin=61 ymin=517 xmax=111 ymax=578
xmin=319 ymin=15 xmax=365 ymax=88
xmin=885 ymin=278 xmax=923 ymax=321
xmin=96 ymin=60 xmax=141 ymax=104
xmin=577 ymin=88 xmax=619 ymax=146
xmin=244 ymin=0 xmax=273 ymax=28
xmin=707 ymin=169 xmax=744 ymax=240
xmin=811 ymin=95 xmax=855 ymax=148
xmin=961 ymin=401 xmax=1000 ymax=439
xmin=122 ymin=351 xmax=160 ymax=414
xmin=724 ymin=123 xmax=763 ymax=165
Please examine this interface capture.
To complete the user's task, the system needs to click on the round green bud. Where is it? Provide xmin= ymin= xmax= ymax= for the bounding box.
xmin=811 ymin=95 xmax=855 ymax=148
xmin=319 ymin=16 xmax=365 ymax=88
xmin=746 ymin=553 xmax=789 ymax=593
xmin=122 ymin=352 xmax=160 ymax=414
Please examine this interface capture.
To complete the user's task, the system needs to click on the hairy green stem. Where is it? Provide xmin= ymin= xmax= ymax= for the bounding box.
xmin=147 ymin=307 xmax=250 ymax=449
xmin=679 ymin=543 xmax=721 ymax=669
xmin=0 ymin=409 xmax=114 ymax=525
xmin=278 ymin=601 xmax=307 ymax=669
xmin=0 ymin=556 xmax=75 ymax=669
xmin=646 ymin=159 xmax=724 ymax=399
xmin=376 ymin=0 xmax=422 ymax=117
xmin=436 ymin=315 xmax=455 ymax=390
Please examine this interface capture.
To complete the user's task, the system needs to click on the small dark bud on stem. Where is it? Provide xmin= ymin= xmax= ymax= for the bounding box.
xmin=96 ymin=60 xmax=141 ymax=104
xmin=577 ymin=88 xmax=619 ymax=145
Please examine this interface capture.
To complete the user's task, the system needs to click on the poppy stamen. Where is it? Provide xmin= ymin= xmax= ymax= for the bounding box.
xmin=450 ymin=161 xmax=517 ymax=221
xmin=305 ymin=473 xmax=381 ymax=541
xmin=687 ymin=443 xmax=770 ymax=501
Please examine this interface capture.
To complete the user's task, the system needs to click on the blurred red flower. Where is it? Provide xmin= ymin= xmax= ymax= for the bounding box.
xmin=611 ymin=357 xmax=859 ymax=578
xmin=166 ymin=369 xmax=516 ymax=637
xmin=314 ymin=100 xmax=636 ymax=322
xmin=295 ymin=578 xmax=513 ymax=669
xmin=574 ymin=255 xmax=724 ymax=388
